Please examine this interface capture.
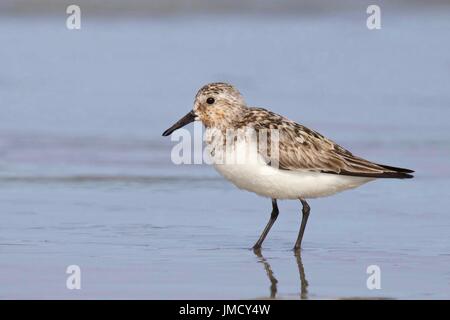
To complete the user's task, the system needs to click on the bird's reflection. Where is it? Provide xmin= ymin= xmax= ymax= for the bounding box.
xmin=253 ymin=248 xmax=278 ymax=298
xmin=294 ymin=251 xmax=309 ymax=299
xmin=253 ymin=248 xmax=309 ymax=299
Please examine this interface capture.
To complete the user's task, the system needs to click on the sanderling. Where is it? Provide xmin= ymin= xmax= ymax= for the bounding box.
xmin=162 ymin=82 xmax=414 ymax=250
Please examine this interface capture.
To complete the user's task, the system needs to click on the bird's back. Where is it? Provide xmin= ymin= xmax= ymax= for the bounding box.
xmin=236 ymin=107 xmax=414 ymax=179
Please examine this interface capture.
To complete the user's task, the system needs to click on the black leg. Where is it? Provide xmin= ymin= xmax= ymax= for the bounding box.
xmin=252 ymin=199 xmax=279 ymax=250
xmin=294 ymin=199 xmax=310 ymax=251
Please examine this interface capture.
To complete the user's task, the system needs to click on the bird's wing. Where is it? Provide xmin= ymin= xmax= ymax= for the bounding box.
xmin=242 ymin=108 xmax=413 ymax=179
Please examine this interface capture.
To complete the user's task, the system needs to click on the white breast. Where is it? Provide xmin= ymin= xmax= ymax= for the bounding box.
xmin=206 ymin=129 xmax=373 ymax=199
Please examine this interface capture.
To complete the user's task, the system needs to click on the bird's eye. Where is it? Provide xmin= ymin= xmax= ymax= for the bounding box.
xmin=206 ymin=97 xmax=215 ymax=105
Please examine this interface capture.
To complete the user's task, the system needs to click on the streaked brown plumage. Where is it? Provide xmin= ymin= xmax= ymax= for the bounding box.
xmin=236 ymin=106 xmax=413 ymax=179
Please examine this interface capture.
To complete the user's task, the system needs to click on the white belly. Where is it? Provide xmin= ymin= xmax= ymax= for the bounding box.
xmin=214 ymin=162 xmax=373 ymax=199
xmin=207 ymin=131 xmax=373 ymax=199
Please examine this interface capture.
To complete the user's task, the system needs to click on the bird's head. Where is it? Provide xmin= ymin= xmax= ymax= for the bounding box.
xmin=162 ymin=82 xmax=247 ymax=136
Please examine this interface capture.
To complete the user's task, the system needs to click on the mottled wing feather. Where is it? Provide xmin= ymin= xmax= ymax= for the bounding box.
xmin=240 ymin=107 xmax=413 ymax=179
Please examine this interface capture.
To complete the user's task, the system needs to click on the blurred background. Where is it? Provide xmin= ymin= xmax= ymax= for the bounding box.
xmin=0 ymin=0 xmax=449 ymax=299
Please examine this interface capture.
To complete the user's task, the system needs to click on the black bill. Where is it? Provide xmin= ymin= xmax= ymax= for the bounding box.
xmin=162 ymin=110 xmax=196 ymax=136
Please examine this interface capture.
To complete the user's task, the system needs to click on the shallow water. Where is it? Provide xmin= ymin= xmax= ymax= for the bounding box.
xmin=1 ymin=6 xmax=450 ymax=299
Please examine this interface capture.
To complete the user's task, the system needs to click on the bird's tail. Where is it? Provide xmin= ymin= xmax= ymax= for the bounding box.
xmin=375 ymin=164 xmax=414 ymax=179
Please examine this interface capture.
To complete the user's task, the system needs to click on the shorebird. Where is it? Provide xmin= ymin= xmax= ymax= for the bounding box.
xmin=162 ymin=82 xmax=414 ymax=250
